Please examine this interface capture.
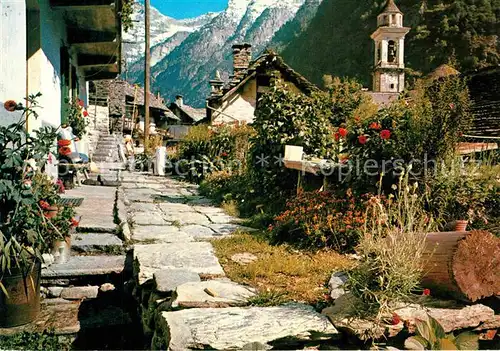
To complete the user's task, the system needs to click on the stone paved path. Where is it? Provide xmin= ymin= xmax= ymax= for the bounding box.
xmin=121 ymin=172 xmax=338 ymax=350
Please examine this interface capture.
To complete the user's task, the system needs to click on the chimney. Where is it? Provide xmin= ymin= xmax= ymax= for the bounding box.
xmin=209 ymin=70 xmax=224 ymax=97
xmin=232 ymin=43 xmax=252 ymax=83
xmin=175 ymin=95 xmax=183 ymax=107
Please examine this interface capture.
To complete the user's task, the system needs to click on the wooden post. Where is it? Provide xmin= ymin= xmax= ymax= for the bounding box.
xmin=144 ymin=0 xmax=151 ymax=152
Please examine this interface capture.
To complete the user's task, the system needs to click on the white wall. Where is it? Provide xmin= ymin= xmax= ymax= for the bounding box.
xmin=0 ymin=0 xmax=27 ymax=127
xmin=213 ymin=79 xmax=257 ymax=125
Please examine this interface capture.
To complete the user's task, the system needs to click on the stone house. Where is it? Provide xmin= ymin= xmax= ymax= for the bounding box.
xmin=89 ymin=79 xmax=177 ymax=137
xmin=0 ymin=0 xmax=123 ymax=147
xmin=166 ymin=95 xmax=207 ymax=140
xmin=206 ymin=44 xmax=319 ymax=125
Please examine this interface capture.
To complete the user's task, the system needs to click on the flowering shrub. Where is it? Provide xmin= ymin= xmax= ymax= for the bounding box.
xmin=65 ymin=98 xmax=88 ymax=139
xmin=268 ymin=189 xmax=368 ymax=252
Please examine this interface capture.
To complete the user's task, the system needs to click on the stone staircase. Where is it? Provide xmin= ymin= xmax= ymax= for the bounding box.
xmin=89 ymin=134 xmax=126 ymax=183
xmin=0 ymin=185 xmax=143 ymax=349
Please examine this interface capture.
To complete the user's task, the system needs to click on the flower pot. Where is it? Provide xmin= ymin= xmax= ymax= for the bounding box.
xmin=0 ymin=260 xmax=41 ymax=327
xmin=453 ymin=220 xmax=468 ymax=232
xmin=43 ymin=205 xmax=59 ymax=219
xmin=51 ymin=236 xmax=71 ymax=264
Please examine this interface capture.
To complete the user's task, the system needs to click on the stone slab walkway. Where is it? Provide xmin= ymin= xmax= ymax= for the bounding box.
xmin=122 ymin=172 xmax=339 ymax=350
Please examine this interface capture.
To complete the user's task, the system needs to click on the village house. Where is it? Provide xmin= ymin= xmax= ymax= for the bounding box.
xmin=167 ymin=95 xmax=207 ymax=140
xmin=88 ymin=79 xmax=176 ymax=136
xmin=206 ymin=44 xmax=320 ymax=125
xmin=0 ymin=0 xmax=124 ymax=160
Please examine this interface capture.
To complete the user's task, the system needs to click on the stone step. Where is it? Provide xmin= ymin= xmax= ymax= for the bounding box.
xmin=42 ymin=255 xmax=126 ymax=280
xmin=134 ymin=243 xmax=225 ymax=285
xmin=152 ymin=304 xmax=338 ymax=350
xmin=71 ymin=233 xmax=124 ymax=254
xmin=170 ymin=280 xmax=257 ymax=309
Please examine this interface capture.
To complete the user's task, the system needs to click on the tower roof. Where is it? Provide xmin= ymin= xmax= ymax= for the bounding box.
xmin=382 ymin=0 xmax=402 ymax=14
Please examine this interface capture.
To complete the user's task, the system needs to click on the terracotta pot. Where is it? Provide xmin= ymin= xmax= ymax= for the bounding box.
xmin=51 ymin=236 xmax=71 ymax=264
xmin=43 ymin=206 xmax=59 ymax=219
xmin=453 ymin=220 xmax=468 ymax=232
xmin=0 ymin=261 xmax=41 ymax=327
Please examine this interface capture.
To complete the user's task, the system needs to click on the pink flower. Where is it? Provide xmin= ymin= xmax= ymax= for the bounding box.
xmin=449 ymin=103 xmax=455 ymax=110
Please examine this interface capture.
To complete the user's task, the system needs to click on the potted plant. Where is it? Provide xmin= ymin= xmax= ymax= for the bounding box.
xmin=0 ymin=95 xmax=58 ymax=327
xmin=428 ymin=164 xmax=489 ymax=231
xmin=47 ymin=207 xmax=79 ymax=264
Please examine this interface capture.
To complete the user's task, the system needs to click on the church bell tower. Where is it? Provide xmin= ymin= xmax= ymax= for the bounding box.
xmin=371 ymin=0 xmax=410 ymax=93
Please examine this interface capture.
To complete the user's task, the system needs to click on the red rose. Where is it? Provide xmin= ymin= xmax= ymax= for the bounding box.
xmin=334 ymin=132 xmax=340 ymax=141
xmin=422 ymin=288 xmax=431 ymax=296
xmin=338 ymin=128 xmax=348 ymax=138
xmin=380 ymin=129 xmax=391 ymax=140
xmin=369 ymin=122 xmax=381 ymax=130
xmin=83 ymin=110 xmax=89 ymax=117
xmin=78 ymin=99 xmax=84 ymax=107
xmin=391 ymin=313 xmax=401 ymax=325
xmin=358 ymin=135 xmax=367 ymax=145
xmin=3 ymin=100 xmax=19 ymax=112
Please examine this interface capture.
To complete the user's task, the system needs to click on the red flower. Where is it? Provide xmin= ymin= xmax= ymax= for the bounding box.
xmin=369 ymin=122 xmax=381 ymax=130
xmin=83 ymin=110 xmax=89 ymax=117
xmin=422 ymin=288 xmax=431 ymax=296
xmin=358 ymin=135 xmax=368 ymax=145
xmin=338 ymin=128 xmax=348 ymax=138
xmin=380 ymin=129 xmax=391 ymax=140
xmin=3 ymin=100 xmax=19 ymax=112
xmin=78 ymin=99 xmax=84 ymax=107
xmin=39 ymin=200 xmax=50 ymax=210
xmin=70 ymin=218 xmax=80 ymax=227
xmin=57 ymin=139 xmax=71 ymax=147
xmin=220 ymin=152 xmax=229 ymax=157
xmin=391 ymin=313 xmax=401 ymax=325
xmin=334 ymin=132 xmax=340 ymax=141
xmin=59 ymin=146 xmax=72 ymax=156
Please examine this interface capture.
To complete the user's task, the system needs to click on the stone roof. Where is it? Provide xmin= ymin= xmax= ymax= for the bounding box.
xmin=171 ymin=102 xmax=207 ymax=123
xmin=382 ymin=0 xmax=402 ymax=13
xmin=466 ymin=66 xmax=500 ymax=137
xmin=209 ymin=50 xmax=320 ymax=104
xmin=427 ymin=64 xmax=460 ymax=81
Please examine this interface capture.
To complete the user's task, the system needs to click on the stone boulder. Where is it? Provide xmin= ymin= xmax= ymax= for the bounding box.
xmin=152 ymin=304 xmax=338 ymax=350
xmin=328 ymin=272 xmax=348 ymax=300
xmin=171 ymin=280 xmax=257 ymax=308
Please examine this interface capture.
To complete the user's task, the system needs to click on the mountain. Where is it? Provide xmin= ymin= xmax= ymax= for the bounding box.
xmin=128 ymin=0 xmax=317 ymax=107
xmin=280 ymin=0 xmax=500 ymax=88
xmin=122 ymin=2 xmax=218 ymax=64
xmin=125 ymin=31 xmax=191 ymax=84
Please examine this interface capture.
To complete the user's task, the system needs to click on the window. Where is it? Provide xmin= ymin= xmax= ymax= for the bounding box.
xmin=387 ymin=40 xmax=397 ymax=63
xmin=390 ymin=83 xmax=395 ymax=89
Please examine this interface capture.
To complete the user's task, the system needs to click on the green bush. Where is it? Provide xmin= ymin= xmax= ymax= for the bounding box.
xmin=176 ymin=124 xmax=254 ymax=183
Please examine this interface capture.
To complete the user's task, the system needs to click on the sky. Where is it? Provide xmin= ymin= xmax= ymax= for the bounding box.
xmin=151 ymin=0 xmax=229 ymax=19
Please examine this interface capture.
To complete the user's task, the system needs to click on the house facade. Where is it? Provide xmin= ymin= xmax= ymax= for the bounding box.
xmin=0 ymin=0 xmax=123 ymax=137
xmin=206 ymin=44 xmax=319 ymax=125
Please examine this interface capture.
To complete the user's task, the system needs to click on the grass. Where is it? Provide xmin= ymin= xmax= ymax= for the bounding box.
xmin=221 ymin=200 xmax=240 ymax=217
xmin=211 ymin=232 xmax=353 ymax=306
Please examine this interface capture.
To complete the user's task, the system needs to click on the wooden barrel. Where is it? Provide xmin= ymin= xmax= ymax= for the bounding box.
xmin=422 ymin=230 xmax=500 ymax=302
